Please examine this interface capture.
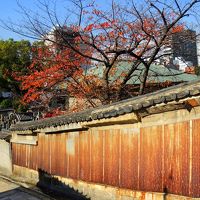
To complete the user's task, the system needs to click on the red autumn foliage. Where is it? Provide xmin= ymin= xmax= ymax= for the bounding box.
xmin=13 ymin=0 xmax=194 ymax=116
xmin=185 ymin=66 xmax=195 ymax=74
xmin=14 ymin=46 xmax=85 ymax=107
xmin=14 ymin=44 xmax=110 ymax=114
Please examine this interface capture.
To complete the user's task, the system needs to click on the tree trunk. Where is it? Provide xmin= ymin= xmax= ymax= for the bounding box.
xmin=139 ymin=67 xmax=149 ymax=95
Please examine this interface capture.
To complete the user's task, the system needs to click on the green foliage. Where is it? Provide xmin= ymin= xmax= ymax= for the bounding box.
xmin=12 ymin=99 xmax=28 ymax=112
xmin=0 ymin=39 xmax=32 ymax=110
xmin=0 ymin=39 xmax=31 ymax=87
xmin=0 ymin=99 xmax=12 ymax=109
xmin=0 ymin=98 xmax=28 ymax=111
xmin=195 ymin=66 xmax=200 ymax=76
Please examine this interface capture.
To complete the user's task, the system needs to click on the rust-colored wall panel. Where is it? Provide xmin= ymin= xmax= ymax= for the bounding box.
xmin=79 ymin=131 xmax=91 ymax=181
xmin=18 ymin=144 xmax=22 ymax=166
xmin=18 ymin=145 xmax=22 ymax=166
xmin=139 ymin=126 xmax=163 ymax=192
xmin=56 ymin=134 xmax=67 ymax=176
xmin=191 ymin=119 xmax=200 ymax=197
xmin=104 ymin=129 xmax=120 ymax=186
xmin=11 ymin=143 xmax=15 ymax=165
xmin=43 ymin=134 xmax=50 ymax=172
xmin=37 ymin=134 xmax=43 ymax=171
xmin=17 ymin=144 xmax=20 ymax=166
xmin=20 ymin=145 xmax=25 ymax=166
xmin=68 ymin=132 xmax=79 ymax=179
xmin=50 ymin=134 xmax=57 ymax=174
xmin=48 ymin=134 xmax=52 ymax=174
xmin=16 ymin=144 xmax=19 ymax=165
xmin=65 ymin=133 xmax=69 ymax=177
xmin=13 ymin=143 xmax=17 ymax=165
xmin=163 ymin=122 xmax=190 ymax=196
xmin=37 ymin=136 xmax=41 ymax=170
xmin=15 ymin=144 xmax=19 ymax=165
xmin=55 ymin=134 xmax=61 ymax=175
xmin=90 ymin=130 xmax=103 ymax=183
xmin=30 ymin=145 xmax=34 ymax=170
xmin=20 ymin=145 xmax=23 ymax=167
xmin=120 ymin=128 xmax=139 ymax=189
xmin=59 ymin=133 xmax=67 ymax=177
xmin=40 ymin=134 xmax=45 ymax=171
xmin=23 ymin=145 xmax=26 ymax=167
xmin=32 ymin=145 xmax=38 ymax=170
xmin=25 ymin=145 xmax=30 ymax=169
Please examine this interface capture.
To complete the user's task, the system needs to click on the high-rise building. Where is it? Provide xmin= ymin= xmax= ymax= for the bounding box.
xmin=196 ymin=35 xmax=200 ymax=66
xmin=43 ymin=26 xmax=88 ymax=54
xmin=172 ymin=30 xmax=197 ymax=66
xmin=161 ymin=30 xmax=198 ymax=71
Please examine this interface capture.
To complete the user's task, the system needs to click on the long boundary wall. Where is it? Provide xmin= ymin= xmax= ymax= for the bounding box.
xmin=11 ymin=107 xmax=200 ymax=199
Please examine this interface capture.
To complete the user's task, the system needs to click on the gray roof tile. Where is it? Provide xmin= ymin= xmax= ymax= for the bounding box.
xmin=11 ymin=80 xmax=200 ymax=131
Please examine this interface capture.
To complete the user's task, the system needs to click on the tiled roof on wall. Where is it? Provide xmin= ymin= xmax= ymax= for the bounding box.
xmin=11 ymin=80 xmax=200 ymax=131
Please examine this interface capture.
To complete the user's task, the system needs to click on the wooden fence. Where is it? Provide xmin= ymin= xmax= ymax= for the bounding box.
xmin=11 ymin=119 xmax=200 ymax=197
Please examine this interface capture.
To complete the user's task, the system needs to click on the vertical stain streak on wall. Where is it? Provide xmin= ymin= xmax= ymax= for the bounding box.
xmin=90 ymin=129 xmax=103 ymax=183
xmin=11 ymin=143 xmax=15 ymax=165
xmin=56 ymin=134 xmax=61 ymax=175
xmin=139 ymin=125 xmax=163 ymax=192
xmin=60 ymin=133 xmax=66 ymax=177
xmin=34 ymin=144 xmax=38 ymax=170
xmin=163 ymin=122 xmax=190 ymax=196
xmin=68 ymin=132 xmax=79 ymax=179
xmin=79 ymin=131 xmax=91 ymax=181
xmin=191 ymin=119 xmax=200 ymax=197
xmin=104 ymin=129 xmax=120 ymax=186
xmin=120 ymin=128 xmax=139 ymax=189
xmin=38 ymin=136 xmax=42 ymax=171
xmin=51 ymin=134 xmax=57 ymax=175
xmin=43 ymin=134 xmax=49 ymax=172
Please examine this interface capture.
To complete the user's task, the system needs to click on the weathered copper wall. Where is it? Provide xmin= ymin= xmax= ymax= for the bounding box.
xmin=139 ymin=125 xmax=163 ymax=192
xmin=163 ymin=122 xmax=190 ymax=196
xmin=191 ymin=119 xmax=200 ymax=197
xmin=11 ymin=119 xmax=200 ymax=197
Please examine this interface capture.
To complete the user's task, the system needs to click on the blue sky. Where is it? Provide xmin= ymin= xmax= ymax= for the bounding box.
xmin=0 ymin=0 xmax=37 ymax=40
xmin=0 ymin=0 xmax=78 ymax=40
xmin=0 ymin=0 xmax=198 ymax=41
xmin=0 ymin=0 xmax=111 ymax=41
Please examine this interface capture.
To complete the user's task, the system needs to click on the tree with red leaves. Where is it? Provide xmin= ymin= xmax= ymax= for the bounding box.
xmin=7 ymin=0 xmax=200 ymax=114
xmin=14 ymin=44 xmax=97 ymax=114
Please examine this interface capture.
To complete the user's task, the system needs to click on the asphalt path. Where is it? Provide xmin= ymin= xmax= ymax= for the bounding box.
xmin=0 ymin=177 xmax=54 ymax=200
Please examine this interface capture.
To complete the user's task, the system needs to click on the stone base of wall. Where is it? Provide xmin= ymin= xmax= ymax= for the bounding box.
xmin=13 ymin=165 xmax=200 ymax=200
xmin=0 ymin=140 xmax=12 ymax=176
xmin=13 ymin=165 xmax=38 ymax=185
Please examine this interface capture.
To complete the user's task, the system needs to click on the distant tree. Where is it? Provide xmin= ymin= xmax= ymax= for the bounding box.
xmin=4 ymin=0 xmax=200 ymax=113
xmin=195 ymin=66 xmax=200 ymax=75
xmin=0 ymin=39 xmax=31 ymax=110
xmin=14 ymin=44 xmax=91 ymax=113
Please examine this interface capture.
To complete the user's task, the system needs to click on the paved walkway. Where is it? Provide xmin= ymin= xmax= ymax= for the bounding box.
xmin=0 ymin=177 xmax=52 ymax=200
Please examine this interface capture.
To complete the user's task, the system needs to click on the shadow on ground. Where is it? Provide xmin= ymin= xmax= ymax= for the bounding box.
xmin=0 ymin=186 xmax=51 ymax=200
xmin=37 ymin=169 xmax=90 ymax=200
